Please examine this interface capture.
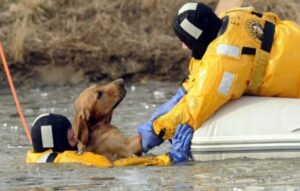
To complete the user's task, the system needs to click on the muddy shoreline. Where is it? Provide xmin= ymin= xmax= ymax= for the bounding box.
xmin=0 ymin=0 xmax=299 ymax=87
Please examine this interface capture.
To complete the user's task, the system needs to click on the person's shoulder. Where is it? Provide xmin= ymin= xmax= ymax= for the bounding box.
xmin=26 ymin=149 xmax=53 ymax=163
xmin=219 ymin=7 xmax=254 ymax=18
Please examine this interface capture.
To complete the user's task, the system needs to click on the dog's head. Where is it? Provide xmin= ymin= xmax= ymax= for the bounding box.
xmin=72 ymin=79 xmax=127 ymax=147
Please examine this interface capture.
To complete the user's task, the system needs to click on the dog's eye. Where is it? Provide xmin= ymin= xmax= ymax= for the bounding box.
xmin=96 ymin=91 xmax=103 ymax=99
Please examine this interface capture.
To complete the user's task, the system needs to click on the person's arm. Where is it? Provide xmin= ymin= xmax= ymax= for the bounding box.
xmin=138 ymin=85 xmax=186 ymax=153
xmin=153 ymin=57 xmax=250 ymax=140
xmin=138 ymin=58 xmax=201 ymax=153
xmin=55 ymin=151 xmax=113 ymax=167
xmin=114 ymin=124 xmax=193 ymax=166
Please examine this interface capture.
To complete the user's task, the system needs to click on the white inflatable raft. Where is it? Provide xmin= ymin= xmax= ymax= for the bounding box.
xmin=191 ymin=96 xmax=300 ymax=161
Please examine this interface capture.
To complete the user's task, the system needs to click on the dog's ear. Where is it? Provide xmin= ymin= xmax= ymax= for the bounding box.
xmin=72 ymin=109 xmax=90 ymax=146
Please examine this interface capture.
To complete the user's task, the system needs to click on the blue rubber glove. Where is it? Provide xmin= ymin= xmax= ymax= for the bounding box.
xmin=138 ymin=120 xmax=163 ymax=153
xmin=138 ymin=87 xmax=186 ymax=153
xmin=169 ymin=124 xmax=193 ymax=163
xmin=149 ymin=87 xmax=186 ymax=122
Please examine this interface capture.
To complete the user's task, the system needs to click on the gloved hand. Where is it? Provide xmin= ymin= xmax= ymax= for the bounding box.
xmin=169 ymin=124 xmax=193 ymax=163
xmin=138 ymin=87 xmax=186 ymax=153
xmin=138 ymin=120 xmax=164 ymax=153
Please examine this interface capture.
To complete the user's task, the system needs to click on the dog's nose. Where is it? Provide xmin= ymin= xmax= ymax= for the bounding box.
xmin=115 ymin=79 xmax=126 ymax=90
xmin=115 ymin=78 xmax=124 ymax=86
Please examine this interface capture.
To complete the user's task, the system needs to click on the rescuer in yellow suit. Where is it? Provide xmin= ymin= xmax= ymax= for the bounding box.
xmin=138 ymin=2 xmax=300 ymax=162
xmin=27 ymin=113 xmax=173 ymax=167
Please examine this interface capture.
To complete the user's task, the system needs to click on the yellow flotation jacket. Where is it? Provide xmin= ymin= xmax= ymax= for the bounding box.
xmin=26 ymin=150 xmax=171 ymax=167
xmin=153 ymin=7 xmax=300 ymax=139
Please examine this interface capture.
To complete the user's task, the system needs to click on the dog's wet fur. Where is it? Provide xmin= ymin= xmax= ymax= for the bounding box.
xmin=72 ymin=79 xmax=142 ymax=161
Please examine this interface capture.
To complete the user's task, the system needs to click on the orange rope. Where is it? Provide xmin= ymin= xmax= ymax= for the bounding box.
xmin=0 ymin=42 xmax=32 ymax=144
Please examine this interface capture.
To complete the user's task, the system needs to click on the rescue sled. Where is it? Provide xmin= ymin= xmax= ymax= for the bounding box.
xmin=191 ymin=96 xmax=300 ymax=161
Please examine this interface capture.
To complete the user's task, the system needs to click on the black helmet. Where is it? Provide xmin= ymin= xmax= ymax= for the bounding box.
xmin=173 ymin=2 xmax=222 ymax=59
xmin=31 ymin=113 xmax=76 ymax=152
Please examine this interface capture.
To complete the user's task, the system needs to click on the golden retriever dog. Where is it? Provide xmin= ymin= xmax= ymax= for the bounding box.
xmin=72 ymin=79 xmax=142 ymax=161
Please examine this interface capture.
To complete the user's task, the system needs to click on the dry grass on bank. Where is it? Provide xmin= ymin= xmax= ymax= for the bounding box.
xmin=0 ymin=0 xmax=299 ymax=86
xmin=1 ymin=0 xmax=207 ymax=85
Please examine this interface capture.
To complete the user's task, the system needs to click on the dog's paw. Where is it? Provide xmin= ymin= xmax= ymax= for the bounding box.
xmin=77 ymin=141 xmax=86 ymax=155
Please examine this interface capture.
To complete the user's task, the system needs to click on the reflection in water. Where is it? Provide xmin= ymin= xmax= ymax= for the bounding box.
xmin=1 ymin=81 xmax=300 ymax=190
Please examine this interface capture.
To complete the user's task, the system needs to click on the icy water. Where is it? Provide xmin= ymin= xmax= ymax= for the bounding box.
xmin=1 ymin=81 xmax=300 ymax=191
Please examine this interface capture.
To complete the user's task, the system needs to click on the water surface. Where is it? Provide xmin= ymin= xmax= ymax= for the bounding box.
xmin=1 ymin=81 xmax=300 ymax=190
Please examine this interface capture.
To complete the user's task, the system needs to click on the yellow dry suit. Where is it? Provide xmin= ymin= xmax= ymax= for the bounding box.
xmin=153 ymin=7 xmax=300 ymax=139
xmin=26 ymin=150 xmax=112 ymax=167
xmin=26 ymin=150 xmax=171 ymax=167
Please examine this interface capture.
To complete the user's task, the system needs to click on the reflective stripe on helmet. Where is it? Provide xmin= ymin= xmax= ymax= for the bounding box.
xmin=41 ymin=125 xmax=54 ymax=148
xmin=178 ymin=3 xmax=198 ymax=15
xmin=180 ymin=18 xmax=203 ymax=39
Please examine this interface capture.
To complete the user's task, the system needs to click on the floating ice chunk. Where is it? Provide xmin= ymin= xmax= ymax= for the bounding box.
xmin=41 ymin=92 xmax=48 ymax=97
xmin=153 ymin=90 xmax=165 ymax=99
xmin=130 ymin=85 xmax=136 ymax=92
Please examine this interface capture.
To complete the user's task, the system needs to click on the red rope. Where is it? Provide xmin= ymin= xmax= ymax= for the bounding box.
xmin=0 ymin=42 xmax=32 ymax=144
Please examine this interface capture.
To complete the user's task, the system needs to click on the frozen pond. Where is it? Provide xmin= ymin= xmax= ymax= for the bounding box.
xmin=1 ymin=81 xmax=300 ymax=190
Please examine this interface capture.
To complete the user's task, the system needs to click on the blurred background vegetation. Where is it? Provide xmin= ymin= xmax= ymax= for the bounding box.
xmin=0 ymin=0 xmax=299 ymax=86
